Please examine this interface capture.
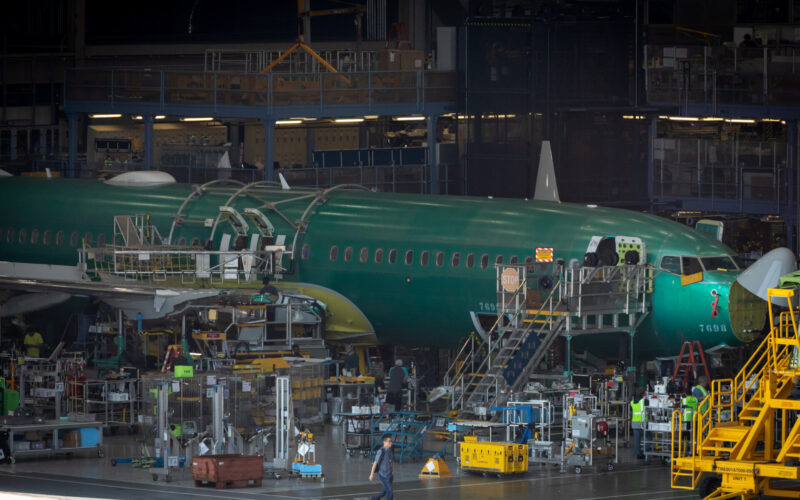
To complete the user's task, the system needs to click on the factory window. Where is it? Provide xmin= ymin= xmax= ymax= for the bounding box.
xmin=359 ymin=247 xmax=369 ymax=263
xmin=435 ymin=251 xmax=444 ymax=267
xmin=56 ymin=231 xmax=64 ymax=246
xmin=84 ymin=233 xmax=94 ymax=247
xmin=374 ymin=248 xmax=384 ymax=263
xmin=466 ymin=253 xmax=475 ymax=269
xmin=388 ymin=249 xmax=397 ymax=264
xmin=98 ymin=233 xmax=107 ymax=247
xmin=43 ymin=230 xmax=51 ymax=245
xmin=344 ymin=246 xmax=353 ymax=262
xmin=191 ymin=237 xmax=200 ymax=246
xmin=452 ymin=252 xmax=460 ymax=268
xmin=404 ymin=250 xmax=414 ymax=265
xmin=18 ymin=229 xmax=26 ymax=244
xmin=420 ymin=251 xmax=429 ymax=266
xmin=682 ymin=257 xmax=703 ymax=275
xmin=301 ymin=244 xmax=310 ymax=259
xmin=660 ymin=256 xmax=681 ymax=274
xmin=6 ymin=228 xmax=13 ymax=243
xmin=70 ymin=232 xmax=78 ymax=247
xmin=480 ymin=254 xmax=489 ymax=269
xmin=30 ymin=229 xmax=39 ymax=244
xmin=329 ymin=245 xmax=339 ymax=261
xmin=509 ymin=256 xmax=518 ymax=264
xmin=495 ymin=255 xmax=504 ymax=265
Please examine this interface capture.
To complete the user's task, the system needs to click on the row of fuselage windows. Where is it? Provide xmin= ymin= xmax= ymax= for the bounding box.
xmin=0 ymin=227 xmax=200 ymax=248
xmin=306 ymin=244 xmax=535 ymax=270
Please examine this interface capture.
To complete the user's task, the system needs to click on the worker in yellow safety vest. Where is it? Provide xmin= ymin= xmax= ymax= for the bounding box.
xmin=103 ymin=151 xmax=113 ymax=169
xmin=692 ymin=375 xmax=710 ymax=413
xmin=23 ymin=328 xmax=44 ymax=358
xmin=631 ymin=390 xmax=648 ymax=460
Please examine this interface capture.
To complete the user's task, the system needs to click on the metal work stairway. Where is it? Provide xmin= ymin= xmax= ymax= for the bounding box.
xmin=671 ymin=288 xmax=800 ymax=500
xmin=446 ymin=263 xmax=650 ymax=417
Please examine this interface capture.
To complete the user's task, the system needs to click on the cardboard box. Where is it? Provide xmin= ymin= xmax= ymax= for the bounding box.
xmin=400 ymin=50 xmax=425 ymax=71
xmin=377 ymin=49 xmax=403 ymax=71
xmin=108 ymin=392 xmax=129 ymax=402
xmin=63 ymin=430 xmax=81 ymax=448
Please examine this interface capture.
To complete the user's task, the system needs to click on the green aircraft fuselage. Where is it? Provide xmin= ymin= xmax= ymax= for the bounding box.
xmin=0 ymin=177 xmax=766 ymax=359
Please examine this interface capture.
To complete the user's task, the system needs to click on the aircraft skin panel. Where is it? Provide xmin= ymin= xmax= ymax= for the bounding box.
xmin=0 ymin=177 xmax=751 ymax=358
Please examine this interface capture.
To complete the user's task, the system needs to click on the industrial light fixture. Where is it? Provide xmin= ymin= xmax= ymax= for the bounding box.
xmin=180 ymin=117 xmax=215 ymax=122
xmin=363 ymin=115 xmax=379 ymax=119
xmin=725 ymin=118 xmax=756 ymax=124
xmin=761 ymin=118 xmax=782 ymax=122
xmin=132 ymin=115 xmax=166 ymax=120
xmin=622 ymin=115 xmax=646 ymax=120
xmin=334 ymin=118 xmax=364 ymax=123
xmin=667 ymin=116 xmax=699 ymax=122
xmin=393 ymin=116 xmax=425 ymax=121
xmin=89 ymin=114 xmax=122 ymax=119
xmin=701 ymin=117 xmax=724 ymax=121
xmin=276 ymin=120 xmax=302 ymax=125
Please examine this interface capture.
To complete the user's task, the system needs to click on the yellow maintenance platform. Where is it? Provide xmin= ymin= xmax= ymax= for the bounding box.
xmin=671 ymin=288 xmax=800 ymax=499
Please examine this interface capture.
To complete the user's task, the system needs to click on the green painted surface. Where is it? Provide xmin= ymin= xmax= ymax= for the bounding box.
xmin=0 ymin=177 xmax=762 ymax=358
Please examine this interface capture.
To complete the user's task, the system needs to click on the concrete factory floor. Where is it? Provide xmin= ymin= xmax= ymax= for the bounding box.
xmin=0 ymin=425 xmax=695 ymax=500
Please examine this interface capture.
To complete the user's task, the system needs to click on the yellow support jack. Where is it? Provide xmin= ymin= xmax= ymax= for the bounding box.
xmin=419 ymin=456 xmax=451 ymax=478
xmin=671 ymin=288 xmax=800 ymax=500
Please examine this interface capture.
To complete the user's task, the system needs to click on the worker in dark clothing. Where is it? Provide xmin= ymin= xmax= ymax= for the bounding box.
xmin=387 ymin=359 xmax=408 ymax=411
xmin=369 ymin=435 xmax=394 ymax=500
xmin=343 ymin=343 xmax=359 ymax=376
xmin=739 ymin=34 xmax=758 ymax=48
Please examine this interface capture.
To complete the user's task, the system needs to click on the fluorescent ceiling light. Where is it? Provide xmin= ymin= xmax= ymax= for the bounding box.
xmin=334 ymin=118 xmax=364 ymax=123
xmin=725 ymin=118 xmax=756 ymax=124
xmin=761 ymin=118 xmax=781 ymax=122
xmin=133 ymin=115 xmax=166 ymax=120
xmin=276 ymin=120 xmax=302 ymax=125
xmin=622 ymin=115 xmax=646 ymax=120
xmin=180 ymin=117 xmax=214 ymax=122
xmin=667 ymin=116 xmax=699 ymax=121
xmin=89 ymin=114 xmax=122 ymax=119
xmin=701 ymin=117 xmax=723 ymax=121
xmin=393 ymin=116 xmax=425 ymax=121
xmin=363 ymin=115 xmax=379 ymax=119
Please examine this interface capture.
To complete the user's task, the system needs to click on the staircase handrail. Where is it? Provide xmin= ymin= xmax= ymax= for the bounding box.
xmin=442 ymin=332 xmax=485 ymax=387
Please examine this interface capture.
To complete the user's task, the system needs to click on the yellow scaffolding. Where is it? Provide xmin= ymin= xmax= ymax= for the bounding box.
xmin=671 ymin=287 xmax=800 ymax=499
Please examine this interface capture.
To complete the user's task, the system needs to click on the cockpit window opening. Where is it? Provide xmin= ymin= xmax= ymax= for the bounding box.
xmin=660 ymin=255 xmax=681 ymax=274
xmin=682 ymin=256 xmax=703 ymax=275
xmin=700 ymin=255 xmax=739 ymax=271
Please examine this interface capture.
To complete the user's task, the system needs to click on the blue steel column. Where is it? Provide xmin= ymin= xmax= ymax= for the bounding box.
xmin=143 ymin=115 xmax=154 ymax=170
xmin=787 ymin=120 xmax=797 ymax=253
xmin=263 ymin=118 xmax=275 ymax=181
xmin=427 ymin=115 xmax=439 ymax=194
xmin=68 ymin=113 xmax=78 ymax=178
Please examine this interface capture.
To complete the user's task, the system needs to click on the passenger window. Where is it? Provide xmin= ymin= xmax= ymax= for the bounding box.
xmin=660 ymin=256 xmax=681 ymax=274
xmin=495 ymin=255 xmax=504 ymax=265
xmin=452 ymin=252 xmax=460 ymax=267
xmin=682 ymin=256 xmax=703 ymax=275
xmin=509 ymin=256 xmax=518 ymax=264
xmin=301 ymin=244 xmax=310 ymax=259
xmin=388 ymin=249 xmax=397 ymax=264
xmin=420 ymin=250 xmax=430 ymax=266
xmin=404 ymin=250 xmax=414 ymax=265
xmin=191 ymin=237 xmax=200 ymax=246
xmin=43 ymin=230 xmax=51 ymax=245
xmin=176 ymin=236 xmax=185 ymax=246
xmin=56 ymin=230 xmax=64 ymax=246
xmin=30 ymin=229 xmax=39 ymax=244
xmin=435 ymin=251 xmax=444 ymax=267
xmin=70 ymin=232 xmax=78 ymax=247
xmin=18 ymin=229 xmax=27 ymax=244
xmin=374 ymin=248 xmax=384 ymax=263
xmin=84 ymin=233 xmax=94 ymax=247
xmin=359 ymin=247 xmax=369 ymax=263
xmin=524 ymin=256 xmax=534 ymax=265
xmin=480 ymin=254 xmax=489 ymax=269
xmin=466 ymin=253 xmax=475 ymax=269
xmin=344 ymin=246 xmax=353 ymax=262
xmin=6 ymin=228 xmax=13 ymax=243
xmin=329 ymin=245 xmax=339 ymax=261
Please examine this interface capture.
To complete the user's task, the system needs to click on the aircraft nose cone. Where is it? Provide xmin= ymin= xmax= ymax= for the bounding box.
xmin=736 ymin=247 xmax=797 ymax=304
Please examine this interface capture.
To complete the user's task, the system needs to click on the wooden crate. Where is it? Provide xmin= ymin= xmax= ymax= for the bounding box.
xmin=192 ymin=454 xmax=263 ymax=489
